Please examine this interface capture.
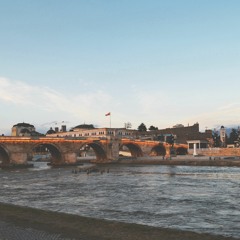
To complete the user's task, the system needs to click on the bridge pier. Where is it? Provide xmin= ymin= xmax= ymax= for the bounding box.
xmin=62 ymin=152 xmax=77 ymax=164
xmin=104 ymin=138 xmax=120 ymax=162
xmin=9 ymin=152 xmax=28 ymax=165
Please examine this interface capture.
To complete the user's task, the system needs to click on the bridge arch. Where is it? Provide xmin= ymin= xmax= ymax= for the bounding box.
xmin=119 ymin=142 xmax=143 ymax=157
xmin=32 ymin=143 xmax=63 ymax=165
xmin=150 ymin=144 xmax=166 ymax=156
xmin=0 ymin=144 xmax=10 ymax=166
xmin=78 ymin=142 xmax=107 ymax=162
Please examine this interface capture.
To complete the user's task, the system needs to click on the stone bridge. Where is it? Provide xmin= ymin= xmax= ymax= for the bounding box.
xmin=0 ymin=136 xmax=188 ymax=167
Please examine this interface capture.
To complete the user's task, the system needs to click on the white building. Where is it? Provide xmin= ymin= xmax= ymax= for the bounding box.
xmin=220 ymin=126 xmax=226 ymax=147
xmin=46 ymin=124 xmax=136 ymax=139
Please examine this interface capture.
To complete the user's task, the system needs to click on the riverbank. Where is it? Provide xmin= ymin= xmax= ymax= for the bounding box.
xmin=2 ymin=155 xmax=240 ymax=170
xmin=0 ymin=203 xmax=238 ymax=240
xmin=118 ymin=155 xmax=240 ymax=167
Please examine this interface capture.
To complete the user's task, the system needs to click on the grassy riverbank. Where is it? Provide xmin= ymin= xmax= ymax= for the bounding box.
xmin=0 ymin=203 xmax=238 ymax=240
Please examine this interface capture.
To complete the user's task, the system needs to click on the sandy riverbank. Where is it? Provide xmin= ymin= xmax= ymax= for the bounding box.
xmin=0 ymin=203 xmax=238 ymax=240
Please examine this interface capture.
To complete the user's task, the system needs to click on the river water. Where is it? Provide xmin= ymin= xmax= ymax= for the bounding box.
xmin=0 ymin=162 xmax=240 ymax=239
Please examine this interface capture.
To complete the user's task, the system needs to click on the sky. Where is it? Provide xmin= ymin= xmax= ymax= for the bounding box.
xmin=0 ymin=0 xmax=240 ymax=135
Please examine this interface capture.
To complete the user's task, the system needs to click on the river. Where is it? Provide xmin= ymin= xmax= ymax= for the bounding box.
xmin=0 ymin=162 xmax=239 ymax=238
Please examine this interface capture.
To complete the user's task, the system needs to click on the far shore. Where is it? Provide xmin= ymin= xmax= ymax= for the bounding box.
xmin=116 ymin=155 xmax=240 ymax=167
xmin=0 ymin=202 xmax=238 ymax=240
xmin=2 ymin=155 xmax=240 ymax=169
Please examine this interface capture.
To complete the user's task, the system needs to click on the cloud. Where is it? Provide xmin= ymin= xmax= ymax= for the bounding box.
xmin=0 ymin=77 xmax=239 ymax=133
xmin=218 ymin=103 xmax=240 ymax=113
xmin=131 ymin=85 xmax=169 ymax=115
xmin=129 ymin=86 xmax=240 ymax=130
xmin=182 ymin=102 xmax=240 ymax=131
xmin=0 ymin=78 xmax=33 ymax=104
xmin=0 ymin=77 xmax=112 ymax=121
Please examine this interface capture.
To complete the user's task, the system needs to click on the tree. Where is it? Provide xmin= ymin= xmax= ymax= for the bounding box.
xmin=212 ymin=131 xmax=220 ymax=147
xmin=227 ymin=128 xmax=238 ymax=145
xmin=236 ymin=128 xmax=240 ymax=147
xmin=166 ymin=134 xmax=175 ymax=146
xmin=138 ymin=123 xmax=147 ymax=132
xmin=149 ymin=125 xmax=158 ymax=131
xmin=157 ymin=134 xmax=164 ymax=141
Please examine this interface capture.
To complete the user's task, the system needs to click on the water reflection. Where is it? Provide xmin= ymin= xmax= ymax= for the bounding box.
xmin=29 ymin=161 xmax=51 ymax=170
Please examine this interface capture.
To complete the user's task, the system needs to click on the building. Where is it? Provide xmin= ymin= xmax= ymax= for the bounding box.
xmin=12 ymin=123 xmax=35 ymax=136
xmin=219 ymin=126 xmax=226 ymax=147
xmin=137 ymin=123 xmax=212 ymax=144
xmin=11 ymin=123 xmax=43 ymax=137
xmin=46 ymin=124 xmax=136 ymax=139
xmin=187 ymin=140 xmax=209 ymax=155
xmin=46 ymin=123 xmax=212 ymax=145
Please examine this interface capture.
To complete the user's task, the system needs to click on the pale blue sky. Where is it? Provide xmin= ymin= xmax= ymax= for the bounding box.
xmin=0 ymin=0 xmax=240 ymax=134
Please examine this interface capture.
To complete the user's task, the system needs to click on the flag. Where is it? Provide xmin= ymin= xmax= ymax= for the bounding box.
xmin=105 ymin=112 xmax=111 ymax=116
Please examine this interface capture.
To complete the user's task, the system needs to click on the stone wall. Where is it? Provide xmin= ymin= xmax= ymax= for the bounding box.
xmin=189 ymin=147 xmax=240 ymax=156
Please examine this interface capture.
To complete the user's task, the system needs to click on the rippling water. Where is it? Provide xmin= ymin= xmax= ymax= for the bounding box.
xmin=0 ymin=162 xmax=240 ymax=238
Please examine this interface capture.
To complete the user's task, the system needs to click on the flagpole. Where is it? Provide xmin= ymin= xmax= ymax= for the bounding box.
xmin=110 ymin=113 xmax=111 ymax=128
xmin=105 ymin=112 xmax=111 ymax=128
